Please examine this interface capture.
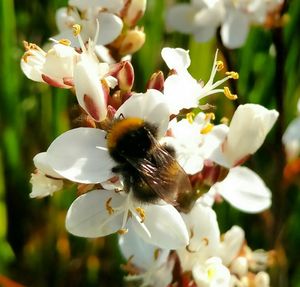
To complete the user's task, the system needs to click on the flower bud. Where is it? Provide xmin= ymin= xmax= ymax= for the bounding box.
xmin=121 ymin=0 xmax=147 ymax=27
xmin=109 ymin=61 xmax=134 ymax=91
xmin=254 ymin=271 xmax=270 ymax=287
xmin=146 ymin=71 xmax=164 ymax=92
xmin=118 ymin=28 xmax=146 ymax=55
xmin=230 ymin=257 xmax=248 ymax=277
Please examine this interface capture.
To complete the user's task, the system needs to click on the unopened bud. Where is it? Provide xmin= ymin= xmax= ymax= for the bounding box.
xmin=118 ymin=28 xmax=145 ymax=55
xmin=121 ymin=0 xmax=147 ymax=27
xmin=109 ymin=61 xmax=134 ymax=91
xmin=230 ymin=257 xmax=248 ymax=277
xmin=146 ymin=71 xmax=164 ymax=91
xmin=254 ymin=272 xmax=270 ymax=287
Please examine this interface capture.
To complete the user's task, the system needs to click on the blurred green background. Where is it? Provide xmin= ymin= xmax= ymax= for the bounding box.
xmin=0 ymin=0 xmax=300 ymax=286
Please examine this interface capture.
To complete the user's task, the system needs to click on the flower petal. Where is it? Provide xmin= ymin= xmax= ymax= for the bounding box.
xmin=33 ymin=152 xmax=63 ymax=178
xmin=212 ymin=166 xmax=272 ymax=213
xmin=66 ymin=189 xmax=124 ymax=237
xmin=221 ymin=9 xmax=250 ymax=49
xmin=115 ymin=89 xmax=170 ymax=138
xmin=161 ymin=47 xmax=191 ymax=72
xmin=47 ymin=128 xmax=115 ymax=183
xmin=119 ymin=223 xmax=170 ymax=269
xmin=96 ymin=13 xmax=123 ymax=45
xmin=132 ymin=203 xmax=189 ymax=249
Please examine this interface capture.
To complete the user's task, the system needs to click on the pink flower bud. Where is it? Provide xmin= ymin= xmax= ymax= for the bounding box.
xmin=146 ymin=71 xmax=164 ymax=91
xmin=110 ymin=61 xmax=134 ymax=91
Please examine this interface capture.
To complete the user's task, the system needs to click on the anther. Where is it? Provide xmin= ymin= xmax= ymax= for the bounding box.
xmin=58 ymin=39 xmax=71 ymax=46
xmin=205 ymin=112 xmax=215 ymax=121
xmin=220 ymin=117 xmax=229 ymax=125
xmin=105 ymin=197 xmax=114 ymax=215
xmin=154 ymin=248 xmax=161 ymax=261
xmin=226 ymin=71 xmax=239 ymax=80
xmin=216 ymin=61 xmax=224 ymax=71
xmin=224 ymin=87 xmax=238 ymax=100
xmin=186 ymin=112 xmax=195 ymax=124
xmin=135 ymin=207 xmax=145 ymax=223
xmin=72 ymin=24 xmax=81 ymax=36
xmin=201 ymin=123 xmax=214 ymax=134
xmin=118 ymin=228 xmax=128 ymax=235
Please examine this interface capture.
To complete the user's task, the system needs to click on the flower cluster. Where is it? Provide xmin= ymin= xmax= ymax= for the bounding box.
xmin=166 ymin=0 xmax=284 ymax=48
xmin=22 ymin=0 xmax=279 ymax=286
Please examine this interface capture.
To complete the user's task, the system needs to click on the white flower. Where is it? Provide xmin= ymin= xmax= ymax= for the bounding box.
xmin=54 ymin=6 xmax=123 ymax=47
xmin=192 ymin=257 xmax=231 ymax=287
xmin=162 ymin=48 xmax=239 ymax=114
xmin=166 ymin=0 xmax=225 ymax=43
xmin=21 ymin=41 xmax=79 ymax=88
xmin=68 ymin=0 xmax=125 ymax=13
xmin=209 ymin=166 xmax=272 ymax=213
xmin=177 ymin=202 xmax=221 ymax=271
xmin=218 ymin=225 xmax=245 ymax=266
xmin=66 ymin=189 xmax=189 ymax=249
xmin=211 ymin=104 xmax=279 ymax=168
xmin=162 ymin=113 xmax=228 ymax=175
xmin=282 ymin=98 xmax=300 ymax=161
xmin=166 ymin=0 xmax=283 ymax=48
xmin=30 ymin=152 xmax=64 ymax=198
xmin=119 ymin=222 xmax=174 ymax=287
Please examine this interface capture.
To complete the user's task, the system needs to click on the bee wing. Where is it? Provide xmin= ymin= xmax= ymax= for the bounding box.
xmin=125 ymin=135 xmax=193 ymax=210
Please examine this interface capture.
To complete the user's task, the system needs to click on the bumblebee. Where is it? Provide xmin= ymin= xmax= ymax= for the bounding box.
xmin=106 ymin=117 xmax=193 ymax=212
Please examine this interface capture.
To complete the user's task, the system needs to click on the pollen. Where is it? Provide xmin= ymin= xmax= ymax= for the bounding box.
xmin=201 ymin=123 xmax=214 ymax=134
xmin=220 ymin=117 xmax=229 ymax=125
xmin=105 ymin=197 xmax=114 ymax=215
xmin=216 ymin=61 xmax=224 ymax=71
xmin=226 ymin=71 xmax=239 ymax=80
xmin=72 ymin=24 xmax=82 ymax=36
xmin=224 ymin=86 xmax=238 ymax=100
xmin=135 ymin=207 xmax=145 ymax=223
xmin=58 ymin=39 xmax=71 ymax=46
xmin=118 ymin=228 xmax=128 ymax=235
xmin=205 ymin=112 xmax=215 ymax=121
xmin=186 ymin=112 xmax=195 ymax=124
xmin=154 ymin=248 xmax=161 ymax=261
xmin=22 ymin=52 xmax=33 ymax=63
xmin=202 ymin=237 xmax=209 ymax=246
xmin=207 ymin=267 xmax=216 ymax=280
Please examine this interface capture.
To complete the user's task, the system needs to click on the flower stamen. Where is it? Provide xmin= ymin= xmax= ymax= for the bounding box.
xmin=201 ymin=123 xmax=214 ymax=134
xmin=105 ymin=197 xmax=114 ymax=215
xmin=216 ymin=60 xmax=224 ymax=71
xmin=205 ymin=112 xmax=215 ymax=121
xmin=58 ymin=39 xmax=71 ymax=46
xmin=224 ymin=86 xmax=238 ymax=100
xmin=135 ymin=207 xmax=146 ymax=223
xmin=225 ymin=71 xmax=239 ymax=80
xmin=186 ymin=112 xmax=195 ymax=124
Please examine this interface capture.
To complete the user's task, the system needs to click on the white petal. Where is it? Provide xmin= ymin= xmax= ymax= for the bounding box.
xmin=96 ymin=13 xmax=123 ymax=45
xmin=221 ymin=9 xmax=250 ymax=49
xmin=115 ymin=90 xmax=170 ymax=138
xmin=222 ymin=104 xmax=279 ymax=167
xmin=164 ymin=74 xmax=201 ymax=114
xmin=119 ymin=224 xmax=170 ymax=269
xmin=166 ymin=4 xmax=198 ymax=34
xmin=30 ymin=172 xmax=63 ymax=198
xmin=218 ymin=226 xmax=245 ymax=266
xmin=213 ymin=167 xmax=272 ymax=213
xmin=47 ymin=128 xmax=115 ymax=183
xmin=193 ymin=257 xmax=231 ymax=287
xmin=161 ymin=47 xmax=191 ymax=71
xmin=74 ymin=55 xmax=108 ymax=122
xmin=33 ymin=152 xmax=63 ymax=178
xmin=194 ymin=26 xmax=216 ymax=42
xmin=66 ymin=189 xmax=124 ymax=237
xmin=182 ymin=202 xmax=220 ymax=253
xmin=132 ymin=203 xmax=189 ymax=249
